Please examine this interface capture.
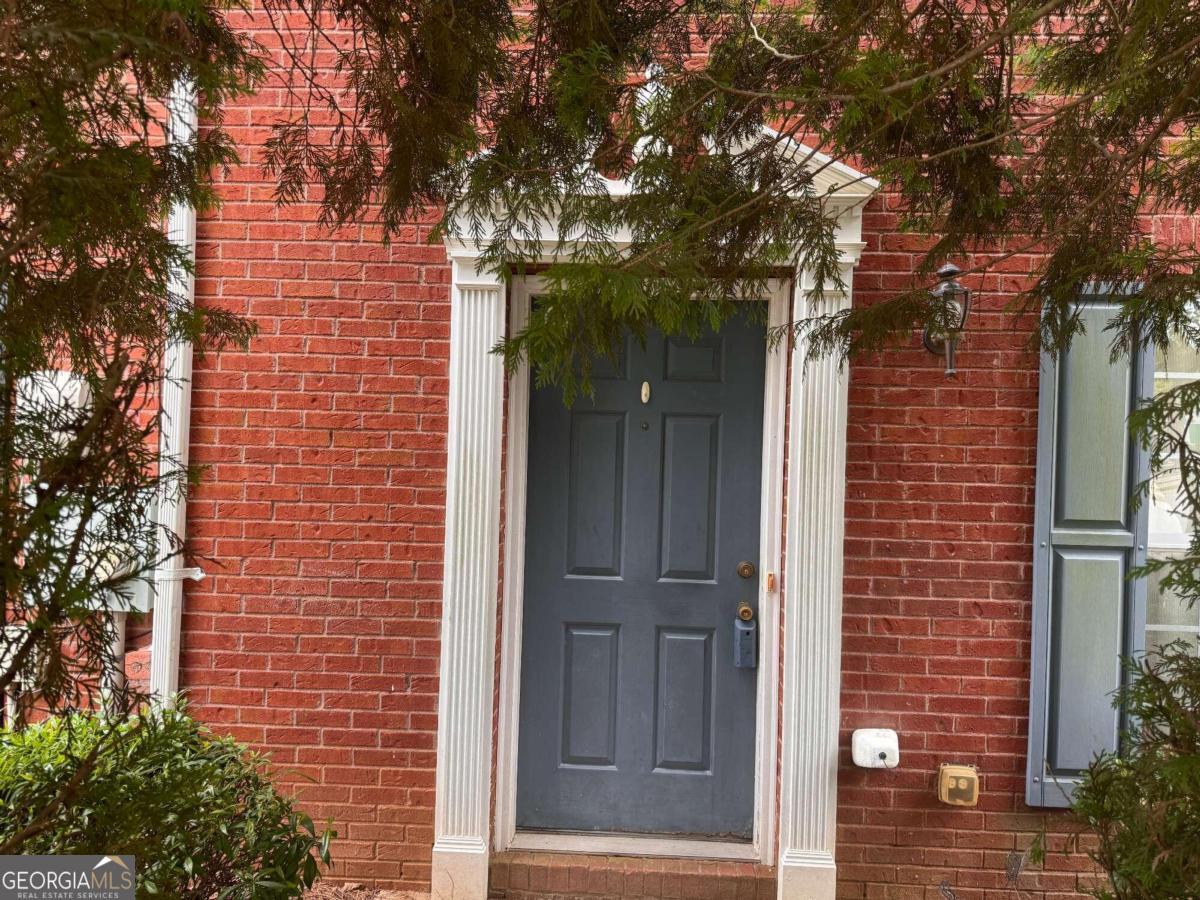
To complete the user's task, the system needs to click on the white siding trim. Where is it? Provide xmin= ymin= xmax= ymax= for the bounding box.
xmin=757 ymin=283 xmax=790 ymax=866
xmin=149 ymin=79 xmax=198 ymax=704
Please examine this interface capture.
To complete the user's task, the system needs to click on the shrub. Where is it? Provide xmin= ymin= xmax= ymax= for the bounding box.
xmin=1071 ymin=644 xmax=1200 ymax=899
xmin=0 ymin=706 xmax=333 ymax=898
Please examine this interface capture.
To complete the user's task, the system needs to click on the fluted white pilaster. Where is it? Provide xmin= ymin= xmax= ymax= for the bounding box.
xmin=432 ymin=258 xmax=506 ymax=900
xmin=777 ymin=269 xmax=854 ymax=900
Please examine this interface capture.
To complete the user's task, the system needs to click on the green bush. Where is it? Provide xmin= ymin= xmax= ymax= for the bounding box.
xmin=0 ymin=706 xmax=333 ymax=899
xmin=1071 ymin=645 xmax=1200 ymax=899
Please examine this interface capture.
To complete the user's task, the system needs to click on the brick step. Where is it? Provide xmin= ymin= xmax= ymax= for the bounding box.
xmin=488 ymin=850 xmax=776 ymax=900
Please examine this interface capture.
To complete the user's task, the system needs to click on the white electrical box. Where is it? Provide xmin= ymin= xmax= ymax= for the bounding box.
xmin=851 ymin=728 xmax=899 ymax=768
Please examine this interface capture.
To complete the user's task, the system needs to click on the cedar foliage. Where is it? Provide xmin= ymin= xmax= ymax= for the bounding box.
xmin=1072 ymin=646 xmax=1200 ymax=899
xmin=261 ymin=7 xmax=1200 ymax=885
xmin=0 ymin=0 xmax=259 ymax=714
xmin=265 ymin=1 xmax=1200 ymax=609
xmin=264 ymin=2 xmax=1200 ymax=382
xmin=5 ymin=0 xmax=1200 ymax=888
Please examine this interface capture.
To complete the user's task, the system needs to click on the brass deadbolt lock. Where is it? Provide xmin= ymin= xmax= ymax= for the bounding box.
xmin=736 ymin=561 xmax=756 ymax=579
xmin=736 ymin=602 xmax=754 ymax=622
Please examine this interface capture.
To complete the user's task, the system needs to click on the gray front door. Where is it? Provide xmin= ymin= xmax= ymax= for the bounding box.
xmin=516 ymin=311 xmax=766 ymax=838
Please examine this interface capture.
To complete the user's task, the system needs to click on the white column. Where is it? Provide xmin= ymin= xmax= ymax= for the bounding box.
xmin=777 ymin=267 xmax=854 ymax=900
xmin=432 ymin=256 xmax=506 ymax=900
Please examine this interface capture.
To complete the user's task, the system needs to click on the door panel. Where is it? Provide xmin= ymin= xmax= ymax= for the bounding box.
xmin=561 ymin=625 xmax=620 ymax=767
xmin=566 ymin=412 xmax=626 ymax=577
xmin=659 ymin=415 xmax=720 ymax=581
xmin=653 ymin=628 xmax=714 ymax=771
xmin=665 ymin=335 xmax=723 ymax=381
xmin=517 ymin=309 xmax=766 ymax=838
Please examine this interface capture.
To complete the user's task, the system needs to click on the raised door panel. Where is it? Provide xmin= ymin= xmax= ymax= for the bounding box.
xmin=653 ymin=628 xmax=714 ymax=772
xmin=665 ymin=336 xmax=723 ymax=382
xmin=658 ymin=415 xmax=720 ymax=581
xmin=566 ymin=412 xmax=627 ymax=577
xmin=561 ymin=624 xmax=620 ymax=767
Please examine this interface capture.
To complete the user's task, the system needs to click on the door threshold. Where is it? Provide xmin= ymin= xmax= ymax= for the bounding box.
xmin=508 ymin=829 xmax=759 ymax=861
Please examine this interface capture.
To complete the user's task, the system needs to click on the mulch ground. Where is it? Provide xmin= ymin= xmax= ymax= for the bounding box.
xmin=305 ymin=883 xmax=426 ymax=900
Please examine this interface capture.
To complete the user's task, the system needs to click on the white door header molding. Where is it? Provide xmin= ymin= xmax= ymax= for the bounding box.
xmin=441 ymin=133 xmax=877 ymax=266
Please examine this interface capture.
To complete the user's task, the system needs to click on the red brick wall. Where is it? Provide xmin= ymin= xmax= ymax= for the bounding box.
xmin=836 ymin=195 xmax=1090 ymax=899
xmin=171 ymin=16 xmax=1104 ymax=895
xmin=178 ymin=15 xmax=452 ymax=883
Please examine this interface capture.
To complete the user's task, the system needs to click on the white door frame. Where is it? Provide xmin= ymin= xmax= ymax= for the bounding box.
xmin=431 ymin=141 xmax=877 ymax=900
xmin=493 ymin=276 xmax=791 ymax=864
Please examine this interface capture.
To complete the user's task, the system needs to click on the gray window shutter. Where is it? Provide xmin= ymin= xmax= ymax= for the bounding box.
xmin=1026 ymin=295 xmax=1150 ymax=807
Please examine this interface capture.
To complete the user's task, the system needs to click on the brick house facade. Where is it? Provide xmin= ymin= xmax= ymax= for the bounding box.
xmin=119 ymin=12 xmax=1200 ymax=900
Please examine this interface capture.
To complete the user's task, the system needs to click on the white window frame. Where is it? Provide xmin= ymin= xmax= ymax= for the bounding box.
xmin=1145 ymin=357 xmax=1200 ymax=646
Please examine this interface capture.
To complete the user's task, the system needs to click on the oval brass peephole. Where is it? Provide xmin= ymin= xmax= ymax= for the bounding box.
xmin=736 ymin=561 xmax=756 ymax=579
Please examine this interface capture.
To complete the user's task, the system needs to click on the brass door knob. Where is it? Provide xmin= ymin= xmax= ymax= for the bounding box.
xmin=737 ymin=602 xmax=754 ymax=622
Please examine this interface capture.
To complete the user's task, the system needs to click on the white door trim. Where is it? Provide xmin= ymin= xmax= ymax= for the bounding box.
xmin=493 ymin=276 xmax=791 ymax=865
xmin=776 ymin=262 xmax=860 ymax=900
xmin=433 ymin=160 xmax=875 ymax=899
xmin=431 ymin=253 xmax=507 ymax=900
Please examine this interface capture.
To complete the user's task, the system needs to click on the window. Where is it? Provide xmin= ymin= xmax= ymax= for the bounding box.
xmin=1145 ymin=339 xmax=1200 ymax=656
xmin=13 ymin=370 xmax=155 ymax=614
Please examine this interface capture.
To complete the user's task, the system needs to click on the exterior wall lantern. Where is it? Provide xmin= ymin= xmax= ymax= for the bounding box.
xmin=922 ymin=263 xmax=971 ymax=377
